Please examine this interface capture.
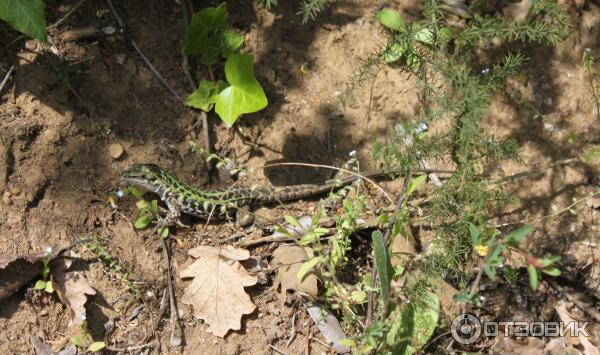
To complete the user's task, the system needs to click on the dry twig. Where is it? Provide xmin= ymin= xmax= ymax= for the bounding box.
xmin=0 ymin=65 xmax=15 ymax=94
xmin=160 ymin=237 xmax=183 ymax=347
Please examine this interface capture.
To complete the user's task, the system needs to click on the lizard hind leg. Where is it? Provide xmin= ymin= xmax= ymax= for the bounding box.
xmin=235 ymin=207 xmax=255 ymax=228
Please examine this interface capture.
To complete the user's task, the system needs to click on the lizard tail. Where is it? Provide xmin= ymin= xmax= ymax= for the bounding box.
xmin=256 ymin=174 xmax=360 ymax=203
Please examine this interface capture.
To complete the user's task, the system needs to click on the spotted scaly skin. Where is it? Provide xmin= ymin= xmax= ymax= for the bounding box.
xmin=121 ymin=163 xmax=359 ymax=222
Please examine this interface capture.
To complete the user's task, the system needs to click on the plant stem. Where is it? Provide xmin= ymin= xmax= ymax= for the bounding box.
xmin=366 ymin=174 xmax=410 ymax=327
xmin=585 ymin=59 xmax=600 ymax=122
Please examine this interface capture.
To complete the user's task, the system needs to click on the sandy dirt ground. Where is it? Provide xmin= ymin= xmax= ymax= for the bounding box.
xmin=0 ymin=0 xmax=599 ymax=353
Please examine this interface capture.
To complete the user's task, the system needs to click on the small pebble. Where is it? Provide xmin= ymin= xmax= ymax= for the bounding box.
xmin=9 ymin=186 xmax=21 ymax=196
xmin=109 ymin=143 xmax=124 ymax=159
xmin=102 ymin=26 xmax=116 ymax=35
xmin=2 ymin=193 xmax=11 ymax=205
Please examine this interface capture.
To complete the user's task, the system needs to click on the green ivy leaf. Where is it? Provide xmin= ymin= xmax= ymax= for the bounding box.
xmin=372 ymin=230 xmax=393 ymax=310
xmin=0 ymin=0 xmax=47 ymax=42
xmin=87 ymin=342 xmax=106 ymax=352
xmin=221 ymin=26 xmax=244 ymax=57
xmin=387 ymin=292 xmax=440 ymax=354
xmin=377 ymin=9 xmax=405 ymax=32
xmin=187 ymin=79 xmax=228 ymax=112
xmin=214 ymin=54 xmax=268 ymax=126
xmin=183 ymin=3 xmax=228 ymax=56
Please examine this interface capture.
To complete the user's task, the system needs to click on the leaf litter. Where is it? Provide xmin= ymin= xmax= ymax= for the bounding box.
xmin=271 ymin=244 xmax=318 ymax=303
xmin=0 ymin=246 xmax=67 ymax=301
xmin=50 ymin=258 xmax=96 ymax=326
xmin=180 ymin=245 xmax=257 ymax=337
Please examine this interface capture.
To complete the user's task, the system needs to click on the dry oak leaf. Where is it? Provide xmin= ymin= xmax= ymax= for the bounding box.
xmin=271 ymin=245 xmax=318 ymax=303
xmin=51 ymin=258 xmax=96 ymax=326
xmin=180 ymin=246 xmax=257 ymax=337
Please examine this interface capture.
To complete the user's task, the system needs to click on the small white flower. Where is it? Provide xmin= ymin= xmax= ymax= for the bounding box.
xmin=481 ymin=68 xmax=490 ymax=74
xmin=116 ymin=189 xmax=124 ymax=198
xmin=349 ymin=150 xmax=357 ymax=157
xmin=479 ymin=295 xmax=486 ymax=302
xmin=44 ymin=246 xmax=53 ymax=255
xmin=415 ymin=122 xmax=428 ymax=134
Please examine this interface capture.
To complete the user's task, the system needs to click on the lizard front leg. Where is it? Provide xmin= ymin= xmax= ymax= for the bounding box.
xmin=155 ymin=197 xmax=189 ymax=229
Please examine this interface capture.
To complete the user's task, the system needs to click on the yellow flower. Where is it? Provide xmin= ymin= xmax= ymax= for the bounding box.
xmin=474 ymin=244 xmax=488 ymax=257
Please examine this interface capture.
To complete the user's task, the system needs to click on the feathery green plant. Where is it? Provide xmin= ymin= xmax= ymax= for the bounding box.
xmin=328 ymin=0 xmax=568 ymax=352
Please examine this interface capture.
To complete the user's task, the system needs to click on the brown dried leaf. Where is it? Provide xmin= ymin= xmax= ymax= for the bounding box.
xmin=0 ymin=246 xmax=66 ymax=301
xmin=180 ymin=246 xmax=257 ymax=337
xmin=51 ymin=259 xmax=96 ymax=325
xmin=271 ymin=245 xmax=318 ymax=303
xmin=30 ymin=334 xmax=55 ymax=355
xmin=555 ymin=302 xmax=599 ymax=355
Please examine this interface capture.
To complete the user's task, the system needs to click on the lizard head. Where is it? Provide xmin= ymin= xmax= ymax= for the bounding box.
xmin=121 ymin=163 xmax=165 ymax=192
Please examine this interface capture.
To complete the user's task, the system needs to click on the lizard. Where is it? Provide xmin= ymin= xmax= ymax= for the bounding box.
xmin=121 ymin=163 xmax=382 ymax=227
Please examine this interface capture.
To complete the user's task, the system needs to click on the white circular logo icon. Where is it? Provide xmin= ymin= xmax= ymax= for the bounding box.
xmin=451 ymin=314 xmax=481 ymax=344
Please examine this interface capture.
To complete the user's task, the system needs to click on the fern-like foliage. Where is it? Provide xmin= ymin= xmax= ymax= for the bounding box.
xmin=347 ymin=1 xmax=568 ymax=346
xmin=297 ymin=0 xmax=334 ymax=23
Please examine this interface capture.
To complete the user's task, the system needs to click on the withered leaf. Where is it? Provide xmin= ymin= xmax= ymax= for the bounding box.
xmin=271 ymin=245 xmax=318 ymax=303
xmin=51 ymin=259 xmax=96 ymax=325
xmin=0 ymin=246 xmax=66 ymax=301
xmin=180 ymin=246 xmax=257 ymax=337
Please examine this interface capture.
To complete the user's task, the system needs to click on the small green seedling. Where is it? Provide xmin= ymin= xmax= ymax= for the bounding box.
xmin=71 ymin=320 xmax=105 ymax=353
xmin=121 ymin=186 xmax=169 ymax=238
xmin=83 ymin=237 xmax=141 ymax=296
xmin=184 ymin=3 xmax=268 ymax=126
xmin=34 ymin=247 xmax=54 ymax=294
